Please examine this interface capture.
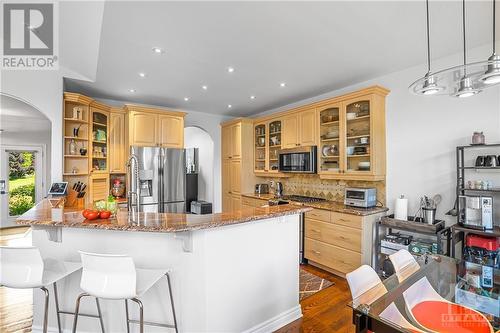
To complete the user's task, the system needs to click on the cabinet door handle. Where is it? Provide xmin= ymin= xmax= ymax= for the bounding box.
xmin=339 ymin=235 xmax=347 ymax=240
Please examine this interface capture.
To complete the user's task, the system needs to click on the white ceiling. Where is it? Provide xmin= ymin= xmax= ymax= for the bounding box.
xmin=64 ymin=1 xmax=497 ymax=116
xmin=0 ymin=95 xmax=51 ymax=134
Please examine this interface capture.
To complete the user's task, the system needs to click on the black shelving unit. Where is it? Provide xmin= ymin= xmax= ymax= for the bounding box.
xmin=453 ymin=144 xmax=500 ymax=257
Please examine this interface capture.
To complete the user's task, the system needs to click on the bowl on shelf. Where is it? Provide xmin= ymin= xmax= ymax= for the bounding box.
xmin=346 ymin=112 xmax=357 ymax=120
xmin=346 ymin=146 xmax=355 ymax=155
xmin=322 ymin=144 xmax=337 ymax=157
xmin=358 ymin=161 xmax=370 ymax=170
xmin=322 ymin=129 xmax=339 ymax=139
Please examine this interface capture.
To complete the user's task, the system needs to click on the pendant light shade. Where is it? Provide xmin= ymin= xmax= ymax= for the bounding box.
xmin=415 ymin=0 xmax=443 ymax=95
xmin=480 ymin=0 xmax=500 ymax=84
xmin=455 ymin=76 xmax=481 ymax=97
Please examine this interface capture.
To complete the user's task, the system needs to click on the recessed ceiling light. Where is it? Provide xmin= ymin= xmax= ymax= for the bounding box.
xmin=227 ymin=104 xmax=232 ymax=108
xmin=129 ymin=89 xmax=136 ymax=93
xmin=138 ymin=72 xmax=146 ymax=78
xmin=152 ymin=47 xmax=164 ymax=54
xmin=202 ymin=85 xmax=208 ymax=90
xmin=184 ymin=97 xmax=190 ymax=101
xmin=250 ymin=95 xmax=256 ymax=100
xmin=227 ymin=67 xmax=235 ymax=73
xmin=280 ymin=82 xmax=286 ymax=87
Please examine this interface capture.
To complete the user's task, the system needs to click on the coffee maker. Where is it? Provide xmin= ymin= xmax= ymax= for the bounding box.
xmin=458 ymin=195 xmax=493 ymax=230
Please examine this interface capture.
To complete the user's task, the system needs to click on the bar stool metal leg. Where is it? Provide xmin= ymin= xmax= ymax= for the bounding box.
xmin=124 ymin=300 xmax=131 ymax=333
xmin=72 ymin=292 xmax=90 ymax=333
xmin=130 ymin=298 xmax=144 ymax=333
xmin=53 ymin=282 xmax=62 ymax=333
xmin=165 ymin=273 xmax=178 ymax=333
xmin=95 ymin=298 xmax=105 ymax=333
xmin=40 ymin=287 xmax=50 ymax=333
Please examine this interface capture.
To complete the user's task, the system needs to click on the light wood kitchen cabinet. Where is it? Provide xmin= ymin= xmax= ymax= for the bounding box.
xmin=221 ymin=119 xmax=255 ymax=212
xmin=281 ymin=109 xmax=317 ymax=148
xmin=158 ymin=114 xmax=184 ymax=148
xmin=125 ymin=105 xmax=186 ymax=148
xmin=88 ymin=174 xmax=109 ymax=204
xmin=282 ymin=114 xmax=299 ymax=149
xmin=109 ymin=109 xmax=126 ymax=173
xmin=298 ymin=109 xmax=317 ymax=146
xmin=128 ymin=111 xmax=157 ymax=146
xmin=89 ymin=102 xmax=110 ymax=174
xmin=304 ymin=207 xmax=384 ymax=277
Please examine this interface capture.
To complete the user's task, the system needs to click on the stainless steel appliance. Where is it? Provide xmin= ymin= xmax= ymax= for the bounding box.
xmin=255 ymin=183 xmax=269 ymax=194
xmin=278 ymin=146 xmax=317 ymax=173
xmin=128 ymin=146 xmax=198 ymax=213
xmin=458 ymin=195 xmax=493 ymax=230
xmin=275 ymin=182 xmax=284 ymax=198
xmin=344 ymin=187 xmax=377 ymax=208
xmin=191 ymin=201 xmax=212 ymax=214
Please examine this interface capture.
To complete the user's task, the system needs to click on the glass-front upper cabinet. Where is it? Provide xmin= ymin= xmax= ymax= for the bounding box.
xmin=90 ymin=109 xmax=109 ymax=173
xmin=268 ymin=120 xmax=282 ymax=172
xmin=343 ymin=99 xmax=371 ymax=174
xmin=318 ymin=105 xmax=341 ymax=174
xmin=254 ymin=123 xmax=266 ymax=172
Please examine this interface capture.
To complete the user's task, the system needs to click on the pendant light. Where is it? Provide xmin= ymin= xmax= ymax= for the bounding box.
xmin=480 ymin=0 xmax=500 ymax=84
xmin=455 ymin=0 xmax=481 ymax=97
xmin=418 ymin=0 xmax=443 ymax=95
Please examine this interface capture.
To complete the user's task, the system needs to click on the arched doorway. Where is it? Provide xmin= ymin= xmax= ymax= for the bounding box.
xmin=0 ymin=94 xmax=51 ymax=228
xmin=184 ymin=126 xmax=215 ymax=205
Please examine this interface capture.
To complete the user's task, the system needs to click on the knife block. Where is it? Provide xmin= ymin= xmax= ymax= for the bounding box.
xmin=65 ymin=189 xmax=85 ymax=208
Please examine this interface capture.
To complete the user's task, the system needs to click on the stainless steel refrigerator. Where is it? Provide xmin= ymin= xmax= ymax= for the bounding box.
xmin=129 ymin=146 xmax=191 ymax=213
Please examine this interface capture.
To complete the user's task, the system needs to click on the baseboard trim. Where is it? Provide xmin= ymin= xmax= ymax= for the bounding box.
xmin=242 ymin=305 xmax=303 ymax=333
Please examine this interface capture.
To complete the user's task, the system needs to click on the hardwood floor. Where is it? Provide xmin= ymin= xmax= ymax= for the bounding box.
xmin=276 ymin=264 xmax=356 ymax=333
xmin=0 ymin=228 xmax=355 ymax=333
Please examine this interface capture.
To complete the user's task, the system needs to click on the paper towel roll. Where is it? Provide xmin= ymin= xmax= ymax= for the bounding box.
xmin=394 ymin=196 xmax=408 ymax=220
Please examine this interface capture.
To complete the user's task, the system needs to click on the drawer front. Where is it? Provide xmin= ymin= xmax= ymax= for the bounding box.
xmin=331 ymin=212 xmax=362 ymax=229
xmin=305 ymin=238 xmax=361 ymax=274
xmin=254 ymin=199 xmax=267 ymax=207
xmin=305 ymin=208 xmax=331 ymax=222
xmin=241 ymin=204 xmax=254 ymax=211
xmin=305 ymin=219 xmax=361 ymax=252
xmin=241 ymin=196 xmax=255 ymax=206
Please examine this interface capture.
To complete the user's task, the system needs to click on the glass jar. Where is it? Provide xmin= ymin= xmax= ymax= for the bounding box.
xmin=69 ymin=139 xmax=77 ymax=155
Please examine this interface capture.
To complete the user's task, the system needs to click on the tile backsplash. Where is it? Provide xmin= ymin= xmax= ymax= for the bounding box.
xmin=256 ymin=175 xmax=386 ymax=205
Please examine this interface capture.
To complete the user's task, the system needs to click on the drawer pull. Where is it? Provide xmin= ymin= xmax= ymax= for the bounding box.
xmin=312 ymin=250 xmax=321 ymax=255
xmin=338 ymin=218 xmax=348 ymax=222
xmin=339 ymin=235 xmax=346 ymax=240
xmin=311 ymin=229 xmax=321 ymax=233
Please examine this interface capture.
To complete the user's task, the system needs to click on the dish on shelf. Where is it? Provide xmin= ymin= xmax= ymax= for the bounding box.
xmin=358 ymin=161 xmax=370 ymax=170
xmin=321 ymin=129 xmax=339 ymax=140
xmin=270 ymin=136 xmax=280 ymax=145
xmin=346 ymin=146 xmax=355 ymax=155
xmin=321 ymin=114 xmax=339 ymax=123
xmin=346 ymin=112 xmax=357 ymax=120
xmin=322 ymin=144 xmax=338 ymax=157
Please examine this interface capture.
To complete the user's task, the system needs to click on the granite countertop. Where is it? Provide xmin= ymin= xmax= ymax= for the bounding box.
xmin=242 ymin=193 xmax=388 ymax=216
xmin=16 ymin=199 xmax=311 ymax=233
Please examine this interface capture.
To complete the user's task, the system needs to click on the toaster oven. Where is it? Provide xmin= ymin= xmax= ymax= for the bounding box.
xmin=344 ymin=187 xmax=377 ymax=208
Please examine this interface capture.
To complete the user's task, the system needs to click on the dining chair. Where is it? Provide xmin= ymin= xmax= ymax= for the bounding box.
xmin=390 ymin=249 xmax=494 ymax=333
xmin=72 ymin=251 xmax=178 ymax=333
xmin=346 ymin=264 xmax=428 ymax=333
xmin=0 ymin=246 xmax=82 ymax=333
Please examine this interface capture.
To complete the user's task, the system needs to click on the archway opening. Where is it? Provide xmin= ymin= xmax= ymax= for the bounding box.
xmin=0 ymin=94 xmax=51 ymax=228
xmin=184 ymin=126 xmax=215 ymax=206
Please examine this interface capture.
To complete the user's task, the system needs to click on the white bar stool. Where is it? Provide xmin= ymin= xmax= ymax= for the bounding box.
xmin=0 ymin=246 xmax=82 ymax=333
xmin=72 ymin=251 xmax=178 ymax=333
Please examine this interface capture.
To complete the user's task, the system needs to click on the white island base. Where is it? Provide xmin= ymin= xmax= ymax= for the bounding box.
xmin=31 ymin=214 xmax=301 ymax=333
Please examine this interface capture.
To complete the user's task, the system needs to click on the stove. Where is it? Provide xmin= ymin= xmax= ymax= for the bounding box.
xmin=282 ymin=195 xmax=327 ymax=203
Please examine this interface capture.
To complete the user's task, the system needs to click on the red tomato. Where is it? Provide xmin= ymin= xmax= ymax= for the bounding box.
xmin=86 ymin=210 xmax=99 ymax=220
xmin=99 ymin=210 xmax=111 ymax=219
xmin=82 ymin=209 xmax=92 ymax=219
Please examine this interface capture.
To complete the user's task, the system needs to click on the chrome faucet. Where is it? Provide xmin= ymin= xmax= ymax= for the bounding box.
xmin=126 ymin=154 xmax=140 ymax=220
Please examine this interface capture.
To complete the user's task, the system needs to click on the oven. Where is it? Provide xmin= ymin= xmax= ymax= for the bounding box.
xmin=278 ymin=146 xmax=317 ymax=173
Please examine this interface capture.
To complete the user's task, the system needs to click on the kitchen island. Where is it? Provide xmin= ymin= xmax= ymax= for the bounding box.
xmin=17 ymin=200 xmax=310 ymax=333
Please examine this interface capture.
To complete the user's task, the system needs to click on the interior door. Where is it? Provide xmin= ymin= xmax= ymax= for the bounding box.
xmin=0 ymin=147 xmax=43 ymax=228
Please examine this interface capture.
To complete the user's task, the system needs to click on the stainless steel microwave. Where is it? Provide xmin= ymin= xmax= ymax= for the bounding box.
xmin=278 ymin=146 xmax=317 ymax=173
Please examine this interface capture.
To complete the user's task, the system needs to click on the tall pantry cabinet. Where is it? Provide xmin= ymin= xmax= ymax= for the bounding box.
xmin=221 ymin=119 xmax=255 ymax=212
